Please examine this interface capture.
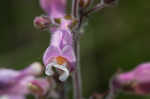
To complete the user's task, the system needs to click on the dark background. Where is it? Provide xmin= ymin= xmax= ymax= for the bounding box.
xmin=0 ymin=0 xmax=150 ymax=99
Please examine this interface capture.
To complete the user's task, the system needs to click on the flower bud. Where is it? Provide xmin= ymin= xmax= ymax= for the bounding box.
xmin=79 ymin=0 xmax=91 ymax=8
xmin=34 ymin=15 xmax=51 ymax=30
xmin=111 ymin=62 xmax=150 ymax=95
xmin=23 ymin=62 xmax=44 ymax=76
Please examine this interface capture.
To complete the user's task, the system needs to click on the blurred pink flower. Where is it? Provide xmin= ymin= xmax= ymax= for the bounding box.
xmin=0 ymin=62 xmax=50 ymax=99
xmin=112 ymin=62 xmax=150 ymax=95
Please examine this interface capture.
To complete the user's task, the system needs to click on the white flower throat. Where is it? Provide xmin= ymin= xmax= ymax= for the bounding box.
xmin=45 ymin=57 xmax=69 ymax=82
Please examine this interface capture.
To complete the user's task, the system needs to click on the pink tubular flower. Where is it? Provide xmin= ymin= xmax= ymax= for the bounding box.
xmin=112 ymin=62 xmax=150 ymax=95
xmin=43 ymin=28 xmax=76 ymax=82
xmin=40 ymin=0 xmax=76 ymax=82
xmin=0 ymin=69 xmax=30 ymax=99
xmin=0 ymin=62 xmax=50 ymax=99
xmin=40 ymin=0 xmax=66 ymax=19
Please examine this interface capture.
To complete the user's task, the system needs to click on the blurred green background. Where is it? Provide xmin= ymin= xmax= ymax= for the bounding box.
xmin=0 ymin=0 xmax=150 ymax=99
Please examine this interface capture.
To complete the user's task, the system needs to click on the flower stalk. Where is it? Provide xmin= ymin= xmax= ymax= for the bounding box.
xmin=72 ymin=0 xmax=83 ymax=99
xmin=72 ymin=34 xmax=82 ymax=99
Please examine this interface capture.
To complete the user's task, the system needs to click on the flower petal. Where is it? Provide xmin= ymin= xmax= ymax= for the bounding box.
xmin=0 ymin=95 xmax=25 ymax=99
xmin=40 ymin=0 xmax=66 ymax=18
xmin=43 ymin=46 xmax=61 ymax=65
xmin=45 ymin=63 xmax=69 ymax=81
xmin=62 ymin=45 xmax=76 ymax=66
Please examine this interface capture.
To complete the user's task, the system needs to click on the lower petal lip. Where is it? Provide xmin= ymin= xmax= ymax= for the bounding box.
xmin=45 ymin=63 xmax=55 ymax=76
xmin=45 ymin=63 xmax=69 ymax=81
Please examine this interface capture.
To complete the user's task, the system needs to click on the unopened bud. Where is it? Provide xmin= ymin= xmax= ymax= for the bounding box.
xmin=33 ymin=15 xmax=50 ymax=30
xmin=29 ymin=62 xmax=44 ymax=76
xmin=21 ymin=62 xmax=44 ymax=76
xmin=79 ymin=0 xmax=91 ymax=8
